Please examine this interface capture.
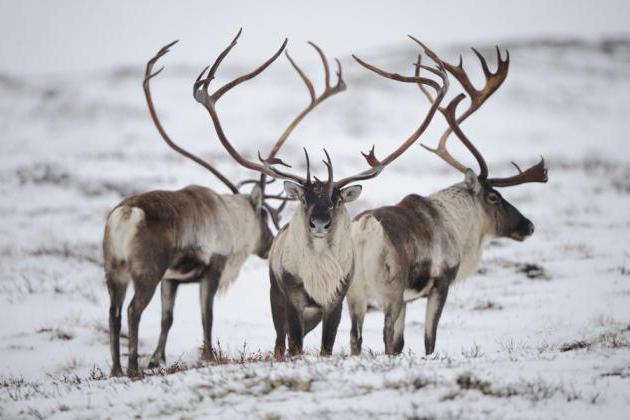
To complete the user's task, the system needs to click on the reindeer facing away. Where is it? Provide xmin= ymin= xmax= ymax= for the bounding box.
xmin=202 ymin=34 xmax=450 ymax=358
xmin=347 ymin=39 xmax=548 ymax=356
xmin=103 ymin=31 xmax=343 ymax=377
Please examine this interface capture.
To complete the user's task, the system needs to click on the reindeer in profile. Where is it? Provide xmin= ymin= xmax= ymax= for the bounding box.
xmin=103 ymin=31 xmax=341 ymax=377
xmin=348 ymin=37 xmax=548 ymax=356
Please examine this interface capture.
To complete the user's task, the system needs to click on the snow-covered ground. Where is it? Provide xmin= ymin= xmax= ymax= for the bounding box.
xmin=1 ymin=36 xmax=629 ymax=419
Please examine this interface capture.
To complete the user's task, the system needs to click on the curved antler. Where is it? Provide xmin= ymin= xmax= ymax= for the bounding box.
xmin=433 ymin=45 xmax=548 ymax=187
xmin=417 ymin=41 xmax=509 ymax=181
xmin=143 ymin=40 xmax=239 ymax=193
xmin=191 ymin=30 xmax=304 ymax=184
xmin=335 ymin=38 xmax=449 ymax=188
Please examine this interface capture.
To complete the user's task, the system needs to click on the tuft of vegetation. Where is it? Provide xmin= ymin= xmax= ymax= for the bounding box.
xmin=472 ymin=300 xmax=503 ymax=311
xmin=516 ymin=263 xmax=550 ymax=280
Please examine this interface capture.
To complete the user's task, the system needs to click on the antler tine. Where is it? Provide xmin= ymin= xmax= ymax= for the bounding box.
xmin=307 ymin=41 xmax=331 ymax=88
xmin=417 ymin=41 xmax=510 ymax=178
xmin=487 ymin=157 xmax=548 ymax=187
xmin=440 ymin=93 xmax=489 ymax=179
xmin=285 ymin=50 xmax=316 ymax=103
xmin=143 ymin=40 xmax=239 ymax=194
xmin=303 ymin=147 xmax=312 ymax=184
xmin=192 ymin=30 xmax=307 ymax=185
xmin=321 ymin=148 xmax=334 ymax=197
xmin=335 ymin=40 xmax=449 ymax=188
xmin=265 ymin=43 xmax=346 ymax=161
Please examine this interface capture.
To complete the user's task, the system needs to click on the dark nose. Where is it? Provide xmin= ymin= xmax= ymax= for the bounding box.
xmin=309 ymin=216 xmax=331 ymax=232
xmin=520 ymin=219 xmax=535 ymax=236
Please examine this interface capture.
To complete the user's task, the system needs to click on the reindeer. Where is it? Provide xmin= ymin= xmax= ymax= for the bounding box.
xmin=348 ymin=38 xmax=548 ymax=356
xmin=194 ymin=33 xmax=449 ymax=359
xmin=103 ymin=31 xmax=342 ymax=377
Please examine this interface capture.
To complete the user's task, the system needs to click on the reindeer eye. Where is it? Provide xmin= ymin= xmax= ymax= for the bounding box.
xmin=487 ymin=192 xmax=499 ymax=204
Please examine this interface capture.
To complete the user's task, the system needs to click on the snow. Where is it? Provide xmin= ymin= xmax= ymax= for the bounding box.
xmin=1 ymin=30 xmax=630 ymax=418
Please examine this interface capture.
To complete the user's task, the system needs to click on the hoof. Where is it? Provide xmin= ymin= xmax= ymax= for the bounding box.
xmin=147 ymin=359 xmax=162 ymax=369
xmin=201 ymin=350 xmax=216 ymax=363
xmin=109 ymin=367 xmax=124 ymax=378
xmin=127 ymin=368 xmax=142 ymax=379
xmin=274 ymin=348 xmax=285 ymax=361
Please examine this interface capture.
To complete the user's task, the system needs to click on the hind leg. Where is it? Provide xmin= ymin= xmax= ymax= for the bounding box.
xmin=424 ymin=279 xmax=449 ymax=355
xmin=392 ymin=303 xmax=406 ymax=354
xmin=383 ymin=296 xmax=404 ymax=355
xmin=200 ymin=255 xmax=226 ymax=361
xmin=107 ymin=271 xmax=128 ymax=377
xmin=148 ymin=279 xmax=179 ymax=368
xmin=270 ymin=271 xmax=287 ymax=360
xmin=127 ymin=277 xmax=159 ymax=377
xmin=347 ymin=293 xmax=367 ymax=356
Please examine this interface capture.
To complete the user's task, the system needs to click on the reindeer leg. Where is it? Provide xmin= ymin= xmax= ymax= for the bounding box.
xmin=127 ymin=276 xmax=159 ymax=377
xmin=148 ymin=279 xmax=179 ymax=368
xmin=321 ymin=276 xmax=350 ymax=356
xmin=392 ymin=303 xmax=406 ymax=354
xmin=284 ymin=278 xmax=307 ymax=357
xmin=383 ymin=296 xmax=404 ymax=355
xmin=107 ymin=271 xmax=128 ymax=378
xmin=320 ymin=298 xmax=344 ymax=356
xmin=424 ymin=279 xmax=449 ymax=355
xmin=200 ymin=255 xmax=227 ymax=361
xmin=346 ymin=287 xmax=367 ymax=356
xmin=269 ymin=269 xmax=287 ymax=360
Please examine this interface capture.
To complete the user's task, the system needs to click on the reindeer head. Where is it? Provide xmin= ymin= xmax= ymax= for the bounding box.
xmin=283 ymin=150 xmax=362 ymax=238
xmin=418 ymin=43 xmax=548 ymax=242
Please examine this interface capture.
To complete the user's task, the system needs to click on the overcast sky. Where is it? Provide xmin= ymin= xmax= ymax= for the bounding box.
xmin=1 ymin=0 xmax=628 ymax=76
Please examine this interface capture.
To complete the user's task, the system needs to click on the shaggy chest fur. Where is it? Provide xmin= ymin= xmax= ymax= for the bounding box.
xmin=271 ymin=208 xmax=353 ymax=306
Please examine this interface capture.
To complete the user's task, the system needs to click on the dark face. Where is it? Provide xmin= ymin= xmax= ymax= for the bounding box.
xmin=285 ymin=180 xmax=362 ymax=239
xmin=478 ymin=184 xmax=534 ymax=241
xmin=255 ymin=208 xmax=274 ymax=258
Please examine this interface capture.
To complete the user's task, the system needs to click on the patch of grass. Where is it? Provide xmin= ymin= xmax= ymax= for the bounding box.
xmin=455 ymin=372 xmax=582 ymax=402
xmin=516 ymin=263 xmax=551 ymax=280
xmin=559 ymin=340 xmax=590 ymax=352
xmin=461 ymin=343 xmax=483 ymax=359
xmin=472 ymin=300 xmax=503 ymax=311
xmin=36 ymin=327 xmax=74 ymax=341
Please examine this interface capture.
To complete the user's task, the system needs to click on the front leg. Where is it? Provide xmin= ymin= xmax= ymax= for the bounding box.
xmin=283 ymin=273 xmax=308 ymax=356
xmin=424 ymin=278 xmax=449 ymax=355
xmin=200 ymin=255 xmax=227 ymax=361
xmin=320 ymin=298 xmax=343 ymax=356
xmin=321 ymin=275 xmax=351 ymax=356
xmin=269 ymin=269 xmax=287 ymax=360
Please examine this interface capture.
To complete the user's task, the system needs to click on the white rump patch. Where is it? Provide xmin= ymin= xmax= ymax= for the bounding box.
xmin=106 ymin=206 xmax=144 ymax=261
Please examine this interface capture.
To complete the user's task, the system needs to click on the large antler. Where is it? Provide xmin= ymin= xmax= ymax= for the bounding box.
xmin=420 ymin=42 xmax=547 ymax=187
xmin=335 ymin=38 xmax=449 ymax=188
xmin=143 ymin=40 xmax=239 ymax=193
xmin=193 ymin=30 xmax=345 ymax=189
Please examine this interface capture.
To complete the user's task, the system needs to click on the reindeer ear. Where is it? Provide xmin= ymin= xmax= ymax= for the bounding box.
xmin=249 ymin=183 xmax=264 ymax=211
xmin=464 ymin=168 xmax=481 ymax=193
xmin=340 ymin=185 xmax=362 ymax=203
xmin=283 ymin=181 xmax=304 ymax=200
